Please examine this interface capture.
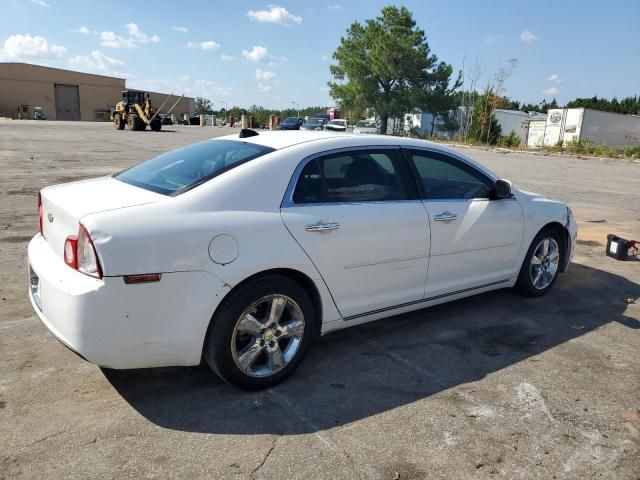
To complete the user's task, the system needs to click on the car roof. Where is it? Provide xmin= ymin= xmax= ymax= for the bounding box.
xmin=215 ymin=130 xmax=434 ymax=151
xmin=209 ymin=131 xmax=498 ymax=181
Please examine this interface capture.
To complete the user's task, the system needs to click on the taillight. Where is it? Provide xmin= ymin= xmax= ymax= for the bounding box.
xmin=38 ymin=192 xmax=43 ymax=236
xmin=64 ymin=224 xmax=102 ymax=279
xmin=77 ymin=224 xmax=102 ymax=278
xmin=64 ymin=235 xmax=78 ymax=269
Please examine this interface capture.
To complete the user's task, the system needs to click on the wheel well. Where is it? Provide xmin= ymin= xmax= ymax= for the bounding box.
xmin=215 ymin=268 xmax=323 ymax=336
xmin=539 ymin=221 xmax=570 ymax=270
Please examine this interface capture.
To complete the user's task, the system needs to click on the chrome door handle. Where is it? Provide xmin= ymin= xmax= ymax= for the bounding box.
xmin=305 ymin=222 xmax=340 ymax=232
xmin=433 ymin=212 xmax=457 ymax=222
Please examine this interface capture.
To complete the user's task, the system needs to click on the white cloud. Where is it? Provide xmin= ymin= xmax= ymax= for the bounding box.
xmin=130 ymin=77 xmax=233 ymax=99
xmin=178 ymin=75 xmax=190 ymax=81
xmin=321 ymin=54 xmax=329 ymax=61
xmin=483 ymin=35 xmax=498 ymax=45
xmin=520 ymin=30 xmax=538 ymax=42
xmin=542 ymin=87 xmax=559 ymax=96
xmin=100 ymin=23 xmax=160 ymax=49
xmin=30 ymin=0 xmax=50 ymax=7
xmin=247 ymin=6 xmax=302 ymax=25
xmin=72 ymin=25 xmax=93 ymax=34
xmin=187 ymin=40 xmax=220 ymax=50
xmin=548 ymin=73 xmax=562 ymax=84
xmin=68 ymin=50 xmax=126 ymax=77
xmin=327 ymin=4 xmax=341 ymax=11
xmin=242 ymin=45 xmax=268 ymax=62
xmin=220 ymin=53 xmax=235 ymax=61
xmin=50 ymin=44 xmax=67 ymax=55
xmin=256 ymin=69 xmax=276 ymax=81
xmin=172 ymin=26 xmax=188 ymax=33
xmin=1 ymin=34 xmax=66 ymax=59
xmin=257 ymin=82 xmax=271 ymax=92
xmin=200 ymin=40 xmax=219 ymax=50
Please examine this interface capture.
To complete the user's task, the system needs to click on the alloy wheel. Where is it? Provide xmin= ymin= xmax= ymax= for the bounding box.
xmin=530 ymin=237 xmax=560 ymax=290
xmin=231 ymin=295 xmax=305 ymax=377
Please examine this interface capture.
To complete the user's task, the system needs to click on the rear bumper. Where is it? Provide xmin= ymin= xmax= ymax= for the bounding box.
xmin=28 ymin=234 xmax=229 ymax=368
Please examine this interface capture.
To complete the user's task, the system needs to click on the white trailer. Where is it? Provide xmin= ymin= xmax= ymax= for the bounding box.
xmin=543 ymin=108 xmax=640 ymax=148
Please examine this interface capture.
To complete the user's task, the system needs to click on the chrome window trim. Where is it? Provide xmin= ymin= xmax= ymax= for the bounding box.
xmin=280 ymin=145 xmax=409 ymax=208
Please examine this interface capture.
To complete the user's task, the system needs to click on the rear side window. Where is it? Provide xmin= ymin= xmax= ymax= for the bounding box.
xmin=116 ymin=139 xmax=274 ymax=196
xmin=293 ymin=150 xmax=408 ymax=203
xmin=406 ymin=150 xmax=493 ymax=200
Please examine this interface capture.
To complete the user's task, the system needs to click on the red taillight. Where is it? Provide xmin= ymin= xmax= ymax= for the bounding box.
xmin=63 ymin=224 xmax=102 ymax=279
xmin=38 ymin=192 xmax=43 ymax=236
xmin=64 ymin=235 xmax=78 ymax=269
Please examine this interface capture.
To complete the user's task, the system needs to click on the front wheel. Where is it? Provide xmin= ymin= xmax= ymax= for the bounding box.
xmin=204 ymin=275 xmax=317 ymax=390
xmin=515 ymin=228 xmax=563 ymax=297
xmin=114 ymin=114 xmax=125 ymax=130
xmin=150 ymin=119 xmax=162 ymax=132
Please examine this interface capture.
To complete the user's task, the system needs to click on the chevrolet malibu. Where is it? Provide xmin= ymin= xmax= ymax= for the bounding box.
xmin=28 ymin=130 xmax=577 ymax=389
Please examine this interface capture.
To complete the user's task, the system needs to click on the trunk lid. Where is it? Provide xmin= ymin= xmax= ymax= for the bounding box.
xmin=40 ymin=176 xmax=164 ymax=261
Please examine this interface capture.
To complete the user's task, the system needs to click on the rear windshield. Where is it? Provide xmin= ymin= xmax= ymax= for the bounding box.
xmin=115 ymin=139 xmax=274 ymax=195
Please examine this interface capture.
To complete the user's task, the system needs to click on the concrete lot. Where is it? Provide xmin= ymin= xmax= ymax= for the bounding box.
xmin=0 ymin=120 xmax=638 ymax=479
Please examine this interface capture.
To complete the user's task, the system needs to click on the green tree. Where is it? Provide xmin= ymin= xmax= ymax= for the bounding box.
xmin=420 ymin=63 xmax=462 ymax=135
xmin=468 ymin=88 xmax=502 ymax=145
xmin=194 ymin=97 xmax=213 ymax=115
xmin=329 ymin=6 xmax=457 ymax=134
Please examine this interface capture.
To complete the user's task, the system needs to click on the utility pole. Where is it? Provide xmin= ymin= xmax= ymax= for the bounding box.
xmin=292 ymin=101 xmax=300 ymax=118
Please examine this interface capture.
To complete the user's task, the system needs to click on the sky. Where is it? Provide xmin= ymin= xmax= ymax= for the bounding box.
xmin=1 ymin=0 xmax=638 ymax=109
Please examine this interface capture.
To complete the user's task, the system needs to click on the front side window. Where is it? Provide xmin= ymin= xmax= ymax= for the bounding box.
xmin=116 ymin=139 xmax=274 ymax=195
xmin=293 ymin=150 xmax=408 ymax=204
xmin=406 ymin=150 xmax=493 ymax=200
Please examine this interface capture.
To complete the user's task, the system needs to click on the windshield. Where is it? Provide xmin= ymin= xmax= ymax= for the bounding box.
xmin=282 ymin=117 xmax=298 ymax=124
xmin=305 ymin=119 xmax=323 ymax=126
xmin=356 ymin=121 xmax=376 ymax=128
xmin=115 ymin=139 xmax=275 ymax=195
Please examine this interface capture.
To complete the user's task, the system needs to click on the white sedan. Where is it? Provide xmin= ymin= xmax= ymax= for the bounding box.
xmin=28 ymin=130 xmax=577 ymax=389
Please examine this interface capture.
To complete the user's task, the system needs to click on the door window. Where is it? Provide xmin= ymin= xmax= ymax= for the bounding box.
xmin=293 ymin=150 xmax=408 ymax=203
xmin=405 ymin=150 xmax=493 ymax=200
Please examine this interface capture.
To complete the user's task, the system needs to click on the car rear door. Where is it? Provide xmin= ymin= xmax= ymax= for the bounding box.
xmin=403 ymin=148 xmax=524 ymax=298
xmin=281 ymin=147 xmax=430 ymax=320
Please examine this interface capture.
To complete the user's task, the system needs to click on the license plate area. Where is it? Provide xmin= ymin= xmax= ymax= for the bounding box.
xmin=29 ymin=265 xmax=42 ymax=311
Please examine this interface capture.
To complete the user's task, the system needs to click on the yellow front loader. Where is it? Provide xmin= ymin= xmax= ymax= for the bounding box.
xmin=110 ymin=90 xmax=163 ymax=132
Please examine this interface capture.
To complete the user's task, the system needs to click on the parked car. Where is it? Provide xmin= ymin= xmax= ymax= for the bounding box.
xmin=28 ymin=131 xmax=577 ymax=390
xmin=353 ymin=119 xmax=378 ymax=134
xmin=324 ymin=119 xmax=348 ymax=132
xmin=160 ymin=114 xmax=173 ymax=126
xmin=277 ymin=117 xmax=304 ymax=130
xmin=300 ymin=118 xmax=326 ymax=131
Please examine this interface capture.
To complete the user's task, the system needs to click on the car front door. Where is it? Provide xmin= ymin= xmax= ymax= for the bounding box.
xmin=281 ymin=147 xmax=430 ymax=319
xmin=403 ymin=148 xmax=524 ymax=298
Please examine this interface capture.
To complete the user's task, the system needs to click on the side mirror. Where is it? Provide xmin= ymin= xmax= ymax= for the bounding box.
xmin=494 ymin=179 xmax=513 ymax=199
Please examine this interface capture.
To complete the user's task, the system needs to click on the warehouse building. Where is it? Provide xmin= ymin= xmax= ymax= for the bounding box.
xmin=0 ymin=62 xmax=194 ymax=121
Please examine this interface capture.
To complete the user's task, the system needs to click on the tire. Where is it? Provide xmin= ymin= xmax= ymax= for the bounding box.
xmin=114 ymin=114 xmax=125 ymax=130
xmin=204 ymin=275 xmax=317 ymax=390
xmin=515 ymin=228 xmax=563 ymax=297
xmin=127 ymin=113 xmax=139 ymax=130
xmin=150 ymin=120 xmax=162 ymax=132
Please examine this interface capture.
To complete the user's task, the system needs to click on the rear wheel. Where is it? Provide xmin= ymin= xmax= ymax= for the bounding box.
xmin=127 ymin=113 xmax=139 ymax=130
xmin=515 ymin=228 xmax=563 ymax=297
xmin=113 ymin=114 xmax=125 ymax=130
xmin=150 ymin=119 xmax=162 ymax=132
xmin=204 ymin=275 xmax=317 ymax=390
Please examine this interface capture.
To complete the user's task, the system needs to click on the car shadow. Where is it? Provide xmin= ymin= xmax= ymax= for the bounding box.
xmin=103 ymin=262 xmax=639 ymax=435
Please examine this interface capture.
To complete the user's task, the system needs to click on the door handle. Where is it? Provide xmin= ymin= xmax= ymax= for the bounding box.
xmin=305 ymin=222 xmax=340 ymax=232
xmin=433 ymin=212 xmax=457 ymax=222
